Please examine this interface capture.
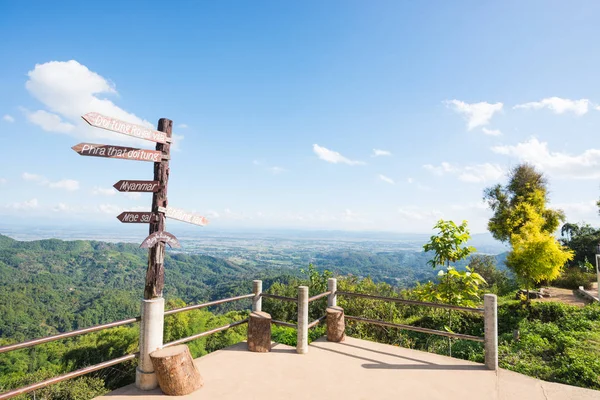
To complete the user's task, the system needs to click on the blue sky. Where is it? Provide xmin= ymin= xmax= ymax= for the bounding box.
xmin=1 ymin=1 xmax=600 ymax=234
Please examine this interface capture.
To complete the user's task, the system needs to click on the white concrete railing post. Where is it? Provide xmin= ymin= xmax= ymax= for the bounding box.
xmin=135 ymin=297 xmax=165 ymax=390
xmin=327 ymin=278 xmax=337 ymax=307
xmin=297 ymin=286 xmax=309 ymax=354
xmin=484 ymin=294 xmax=498 ymax=371
xmin=252 ymin=280 xmax=263 ymax=312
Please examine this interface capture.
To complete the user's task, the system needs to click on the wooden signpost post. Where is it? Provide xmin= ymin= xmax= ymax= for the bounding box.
xmin=113 ymin=180 xmax=161 ymax=192
xmin=73 ymin=112 xmax=210 ymax=390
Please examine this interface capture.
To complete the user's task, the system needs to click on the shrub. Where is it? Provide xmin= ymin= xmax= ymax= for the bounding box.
xmin=551 ymin=268 xmax=595 ymax=290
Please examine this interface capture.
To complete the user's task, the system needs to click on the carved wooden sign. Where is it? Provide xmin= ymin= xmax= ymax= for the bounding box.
xmin=116 ymin=212 xmax=156 ymax=223
xmin=113 ymin=180 xmax=161 ymax=192
xmin=165 ymin=207 xmax=209 ymax=226
xmin=82 ymin=112 xmax=169 ymax=144
xmin=72 ymin=143 xmax=163 ymax=162
xmin=140 ymin=231 xmax=181 ymax=248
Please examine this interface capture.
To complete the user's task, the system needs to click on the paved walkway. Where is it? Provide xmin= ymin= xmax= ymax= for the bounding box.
xmin=99 ymin=337 xmax=598 ymax=400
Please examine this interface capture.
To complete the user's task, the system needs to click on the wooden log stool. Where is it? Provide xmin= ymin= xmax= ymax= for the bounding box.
xmin=150 ymin=345 xmax=203 ymax=396
xmin=326 ymin=306 xmax=346 ymax=342
xmin=248 ymin=311 xmax=272 ymax=352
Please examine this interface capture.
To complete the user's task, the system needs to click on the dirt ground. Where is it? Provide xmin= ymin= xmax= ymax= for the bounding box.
xmin=533 ymin=287 xmax=591 ymax=307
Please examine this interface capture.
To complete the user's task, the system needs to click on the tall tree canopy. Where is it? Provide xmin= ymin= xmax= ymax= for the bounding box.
xmin=484 ymin=163 xmax=565 ymax=243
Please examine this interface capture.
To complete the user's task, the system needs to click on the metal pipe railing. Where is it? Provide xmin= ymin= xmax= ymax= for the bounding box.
xmin=261 ymin=293 xmax=297 ymax=302
xmin=337 ymin=291 xmax=485 ymax=314
xmin=271 ymin=319 xmax=296 ymax=328
xmin=163 ymin=319 xmax=249 ymax=348
xmin=307 ymin=315 xmax=326 ymax=329
xmin=164 ymin=293 xmax=254 ymax=316
xmin=308 ymin=291 xmax=331 ymax=303
xmin=345 ymin=315 xmax=484 ymax=342
xmin=0 ymin=353 xmax=139 ymax=400
xmin=0 ymin=316 xmax=141 ymax=354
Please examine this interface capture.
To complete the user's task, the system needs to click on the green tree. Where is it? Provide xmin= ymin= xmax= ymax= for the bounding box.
xmin=469 ymin=254 xmax=514 ymax=296
xmin=506 ymin=203 xmax=574 ymax=298
xmin=423 ymin=220 xmax=476 ymax=268
xmin=422 ymin=219 xmax=481 ymax=356
xmin=559 ymin=222 xmax=600 ymax=269
xmin=484 ymin=164 xmax=564 ymax=243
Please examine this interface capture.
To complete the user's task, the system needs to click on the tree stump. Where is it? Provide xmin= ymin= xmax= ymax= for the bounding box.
xmin=248 ymin=311 xmax=271 ymax=352
xmin=150 ymin=345 xmax=203 ymax=396
xmin=327 ymin=306 xmax=345 ymax=342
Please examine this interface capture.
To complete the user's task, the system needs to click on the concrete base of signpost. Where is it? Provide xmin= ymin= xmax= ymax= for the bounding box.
xmin=136 ymin=298 xmax=165 ymax=390
xmin=484 ymin=294 xmax=498 ymax=371
xmin=297 ymin=286 xmax=309 ymax=354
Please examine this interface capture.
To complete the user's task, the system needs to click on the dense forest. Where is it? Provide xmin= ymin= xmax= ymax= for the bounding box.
xmin=0 ymin=233 xmax=598 ymax=399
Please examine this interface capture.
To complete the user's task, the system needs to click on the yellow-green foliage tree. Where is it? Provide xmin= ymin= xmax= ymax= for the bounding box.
xmin=506 ymin=202 xmax=574 ymax=295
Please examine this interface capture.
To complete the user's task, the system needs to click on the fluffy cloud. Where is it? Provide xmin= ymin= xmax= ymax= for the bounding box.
xmin=91 ymin=187 xmax=117 ymax=196
xmin=21 ymin=172 xmax=79 ymax=191
xmin=492 ymin=138 xmax=600 ymax=179
xmin=177 ymin=123 xmax=188 ymax=129
xmin=397 ymin=206 xmax=443 ymax=221
xmin=23 ymin=109 xmax=75 ymax=133
xmin=423 ymin=162 xmax=504 ymax=183
xmin=3 ymin=114 xmax=14 ymax=123
xmin=378 ymin=174 xmax=395 ymax=184
xmin=23 ymin=60 xmax=184 ymax=147
xmin=514 ymin=97 xmax=590 ymax=115
xmin=372 ymin=149 xmax=391 ymax=157
xmin=4 ymin=198 xmax=39 ymax=210
xmin=313 ymin=144 xmax=365 ymax=165
xmin=445 ymin=100 xmax=503 ymax=130
xmin=482 ymin=127 xmax=501 ymax=136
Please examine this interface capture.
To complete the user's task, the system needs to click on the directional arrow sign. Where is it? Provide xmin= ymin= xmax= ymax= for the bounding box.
xmin=116 ymin=212 xmax=156 ymax=223
xmin=165 ymin=207 xmax=209 ymax=226
xmin=140 ymin=231 xmax=181 ymax=248
xmin=72 ymin=143 xmax=163 ymax=162
xmin=113 ymin=180 xmax=161 ymax=192
xmin=82 ymin=112 xmax=169 ymax=144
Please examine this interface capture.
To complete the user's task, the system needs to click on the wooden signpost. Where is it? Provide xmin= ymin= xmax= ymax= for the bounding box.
xmin=82 ymin=112 xmax=170 ymax=144
xmin=73 ymin=113 xmax=209 ymax=299
xmin=117 ymin=212 xmax=156 ymax=223
xmin=140 ymin=231 xmax=181 ymax=249
xmin=113 ymin=180 xmax=161 ymax=192
xmin=72 ymin=143 xmax=164 ymax=162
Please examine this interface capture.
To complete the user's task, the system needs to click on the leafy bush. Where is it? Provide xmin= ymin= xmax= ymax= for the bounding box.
xmin=551 ymin=268 xmax=596 ymax=290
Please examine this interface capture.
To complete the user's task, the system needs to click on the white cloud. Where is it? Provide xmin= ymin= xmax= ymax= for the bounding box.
xmin=407 ymin=177 xmax=414 ymax=184
xmin=22 ymin=172 xmax=43 ymax=181
xmin=492 ymin=137 xmax=600 ymax=179
xmin=3 ymin=114 xmax=14 ymax=123
xmin=92 ymin=187 xmax=116 ymax=196
xmin=482 ymin=127 xmax=501 ymax=136
xmin=313 ymin=144 xmax=365 ymax=165
xmin=21 ymin=172 xmax=79 ymax=191
xmin=23 ymin=60 xmax=158 ymax=144
xmin=397 ymin=206 xmax=443 ymax=221
xmin=97 ymin=204 xmax=123 ymax=214
xmin=445 ymin=99 xmax=503 ymax=130
xmin=177 ymin=123 xmax=188 ymax=129
xmin=124 ymin=192 xmax=142 ymax=200
xmin=423 ymin=162 xmax=504 ymax=183
xmin=5 ymin=198 xmax=39 ymax=210
xmin=0 ymin=178 xmax=6 ymax=185
xmin=378 ymin=174 xmax=395 ymax=185
xmin=514 ymin=97 xmax=590 ymax=116
xmin=372 ymin=149 xmax=391 ymax=157
xmin=269 ymin=166 xmax=286 ymax=174
xmin=23 ymin=109 xmax=75 ymax=133
xmin=48 ymin=179 xmax=79 ymax=191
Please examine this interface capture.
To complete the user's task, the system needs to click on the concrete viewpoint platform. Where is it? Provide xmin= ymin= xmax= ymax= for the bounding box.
xmin=98 ymin=337 xmax=598 ymax=400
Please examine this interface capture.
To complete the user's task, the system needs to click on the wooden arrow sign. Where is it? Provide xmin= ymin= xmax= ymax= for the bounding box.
xmin=82 ymin=112 xmax=170 ymax=144
xmin=140 ymin=231 xmax=181 ymax=248
xmin=113 ymin=180 xmax=161 ymax=192
xmin=165 ymin=207 xmax=209 ymax=226
xmin=72 ymin=143 xmax=163 ymax=162
xmin=116 ymin=212 xmax=156 ymax=223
